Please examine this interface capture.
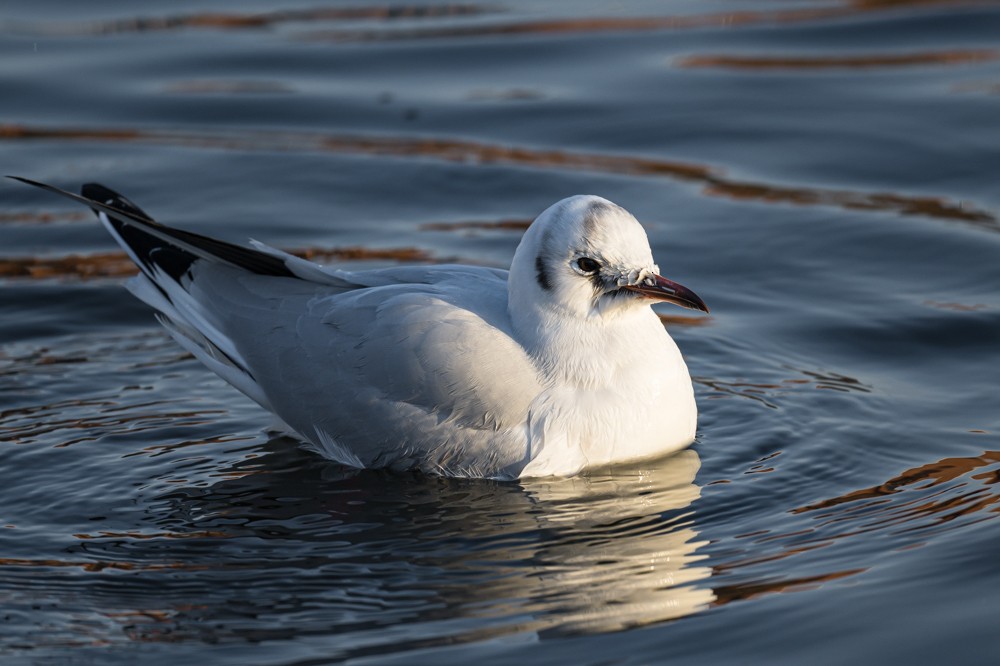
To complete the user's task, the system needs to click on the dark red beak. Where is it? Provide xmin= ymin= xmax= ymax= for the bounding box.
xmin=623 ymin=274 xmax=709 ymax=313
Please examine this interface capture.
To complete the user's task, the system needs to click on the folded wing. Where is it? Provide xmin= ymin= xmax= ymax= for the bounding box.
xmin=12 ymin=177 xmax=542 ymax=476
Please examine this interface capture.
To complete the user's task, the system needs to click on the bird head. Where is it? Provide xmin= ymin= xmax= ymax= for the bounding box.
xmin=509 ymin=195 xmax=708 ymax=320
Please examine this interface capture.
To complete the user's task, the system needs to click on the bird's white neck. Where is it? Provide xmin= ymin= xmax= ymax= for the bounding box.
xmin=508 ymin=294 xmax=695 ymax=478
xmin=508 ymin=296 xmax=670 ymax=389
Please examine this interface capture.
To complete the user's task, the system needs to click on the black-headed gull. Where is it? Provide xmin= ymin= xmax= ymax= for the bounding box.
xmin=12 ymin=177 xmax=708 ymax=479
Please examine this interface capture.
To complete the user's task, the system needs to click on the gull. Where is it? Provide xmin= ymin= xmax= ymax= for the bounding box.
xmin=11 ymin=177 xmax=709 ymax=479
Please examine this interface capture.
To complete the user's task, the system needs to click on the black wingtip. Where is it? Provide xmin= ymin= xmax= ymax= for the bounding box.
xmin=11 ymin=175 xmax=298 ymax=280
xmin=81 ymin=182 xmax=154 ymax=220
xmin=7 ymin=175 xmax=44 ymax=187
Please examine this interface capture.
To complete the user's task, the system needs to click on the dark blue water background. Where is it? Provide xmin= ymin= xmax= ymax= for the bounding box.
xmin=2 ymin=1 xmax=999 ymax=663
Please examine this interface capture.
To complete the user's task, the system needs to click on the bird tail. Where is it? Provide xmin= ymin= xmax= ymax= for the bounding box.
xmin=8 ymin=176 xmax=282 ymax=411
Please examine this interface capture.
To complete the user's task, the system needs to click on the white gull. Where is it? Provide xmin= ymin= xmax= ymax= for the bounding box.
xmin=12 ymin=177 xmax=709 ymax=479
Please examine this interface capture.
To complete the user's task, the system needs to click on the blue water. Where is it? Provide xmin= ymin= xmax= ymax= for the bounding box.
xmin=2 ymin=1 xmax=1000 ymax=663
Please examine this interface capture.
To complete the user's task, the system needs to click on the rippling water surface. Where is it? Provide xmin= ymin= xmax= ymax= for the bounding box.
xmin=2 ymin=1 xmax=1000 ymax=663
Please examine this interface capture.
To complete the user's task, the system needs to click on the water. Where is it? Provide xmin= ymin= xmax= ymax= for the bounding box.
xmin=2 ymin=1 xmax=1000 ymax=663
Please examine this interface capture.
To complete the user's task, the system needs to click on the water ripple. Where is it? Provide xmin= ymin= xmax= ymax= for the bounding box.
xmin=0 ymin=446 xmax=717 ymax=654
xmin=677 ymin=49 xmax=1000 ymax=71
xmin=300 ymin=1 xmax=1000 ymax=42
xmin=4 ymin=124 xmax=993 ymax=225
xmin=4 ymin=4 xmax=496 ymax=36
xmin=0 ymin=246 xmax=441 ymax=281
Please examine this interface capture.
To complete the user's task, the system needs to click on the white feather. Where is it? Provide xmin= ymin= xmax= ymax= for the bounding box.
xmin=104 ymin=194 xmax=702 ymax=478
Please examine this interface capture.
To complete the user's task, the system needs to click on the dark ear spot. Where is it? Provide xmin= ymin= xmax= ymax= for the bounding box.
xmin=582 ymin=201 xmax=622 ymax=238
xmin=535 ymin=255 xmax=552 ymax=291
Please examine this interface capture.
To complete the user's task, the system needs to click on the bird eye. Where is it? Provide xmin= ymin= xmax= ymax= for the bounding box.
xmin=575 ymin=257 xmax=600 ymax=274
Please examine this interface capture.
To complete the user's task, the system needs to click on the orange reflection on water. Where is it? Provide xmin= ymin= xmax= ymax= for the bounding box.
xmin=701 ymin=181 xmax=993 ymax=225
xmin=0 ymin=210 xmax=88 ymax=226
xmin=3 ymin=123 xmax=992 ymax=225
xmin=0 ymin=403 xmax=224 ymax=446
xmin=302 ymin=0 xmax=997 ymax=42
xmin=0 ymin=245 xmax=437 ymax=281
xmin=420 ymin=218 xmax=533 ymax=232
xmin=0 ymin=252 xmax=138 ymax=280
xmin=11 ymin=4 xmax=494 ymax=36
xmin=0 ymin=557 xmax=213 ymax=573
xmin=11 ymin=0 xmax=996 ymax=41
xmin=122 ymin=433 xmax=257 ymax=459
xmin=73 ymin=530 xmax=230 ymax=540
xmin=678 ymin=49 xmax=1000 ymax=70
xmin=794 ymin=449 xmax=1000 ymax=517
xmin=712 ymin=568 xmax=867 ymax=605
xmin=706 ymin=449 xmax=1000 ymax=612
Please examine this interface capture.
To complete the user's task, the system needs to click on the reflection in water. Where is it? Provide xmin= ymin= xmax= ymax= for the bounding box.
xmin=21 ymin=442 xmax=713 ymax=652
xmin=420 ymin=218 xmax=533 ymax=232
xmin=678 ymin=50 xmax=1000 ymax=70
xmin=0 ymin=210 xmax=88 ymax=226
xmin=8 ymin=0 xmax=987 ymax=42
xmin=3 ymin=325 xmax=998 ymax=656
xmin=697 ymin=366 xmax=872 ymax=410
xmin=6 ymin=4 xmax=494 ymax=36
xmin=300 ymin=0 xmax=988 ymax=42
xmin=794 ymin=449 xmax=1000 ymax=524
xmin=0 ymin=404 xmax=224 ymax=448
xmin=3 ymin=123 xmax=992 ymax=225
xmin=706 ymin=447 xmax=1000 ymax=607
xmin=0 ymin=245 xmax=439 ymax=281
xmin=502 ymin=451 xmax=714 ymax=634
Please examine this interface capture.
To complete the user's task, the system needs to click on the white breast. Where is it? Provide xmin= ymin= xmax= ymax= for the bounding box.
xmin=517 ymin=308 xmax=697 ymax=478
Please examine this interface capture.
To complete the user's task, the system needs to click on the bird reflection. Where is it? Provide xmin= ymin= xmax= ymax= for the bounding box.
xmin=508 ymin=452 xmax=714 ymax=634
xmin=90 ymin=437 xmax=714 ymax=648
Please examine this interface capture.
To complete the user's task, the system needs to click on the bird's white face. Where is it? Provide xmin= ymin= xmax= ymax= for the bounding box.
xmin=512 ymin=195 xmax=708 ymax=320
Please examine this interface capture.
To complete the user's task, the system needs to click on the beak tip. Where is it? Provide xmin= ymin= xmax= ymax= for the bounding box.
xmin=623 ymin=274 xmax=709 ymax=314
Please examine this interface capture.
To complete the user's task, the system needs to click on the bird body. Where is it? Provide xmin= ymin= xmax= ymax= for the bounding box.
xmin=12 ymin=178 xmax=708 ymax=479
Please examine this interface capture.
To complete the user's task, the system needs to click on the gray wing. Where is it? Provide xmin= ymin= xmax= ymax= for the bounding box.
xmin=188 ymin=262 xmax=543 ymax=476
xmin=12 ymin=178 xmax=541 ymax=477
